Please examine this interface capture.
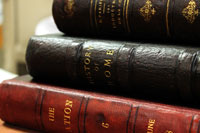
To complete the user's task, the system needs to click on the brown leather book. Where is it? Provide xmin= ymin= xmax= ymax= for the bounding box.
xmin=53 ymin=0 xmax=200 ymax=41
xmin=1 ymin=75 xmax=200 ymax=132
xmin=26 ymin=34 xmax=200 ymax=102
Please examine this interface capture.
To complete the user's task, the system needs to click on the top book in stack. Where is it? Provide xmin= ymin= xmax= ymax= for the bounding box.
xmin=53 ymin=0 xmax=200 ymax=41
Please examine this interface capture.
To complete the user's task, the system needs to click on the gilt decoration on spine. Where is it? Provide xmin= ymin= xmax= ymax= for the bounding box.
xmin=182 ymin=0 xmax=198 ymax=23
xmin=139 ymin=0 xmax=156 ymax=22
xmin=64 ymin=0 xmax=75 ymax=17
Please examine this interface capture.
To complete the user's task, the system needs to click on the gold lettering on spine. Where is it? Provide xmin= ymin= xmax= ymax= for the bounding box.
xmin=104 ymin=50 xmax=114 ymax=82
xmin=65 ymin=100 xmax=73 ymax=107
xmin=117 ymin=0 xmax=122 ymax=26
xmin=165 ymin=131 xmax=173 ymax=133
xmin=64 ymin=100 xmax=73 ymax=131
xmin=94 ymin=0 xmax=107 ymax=28
xmin=182 ymin=0 xmax=198 ymax=23
xmin=83 ymin=46 xmax=95 ymax=84
xmin=91 ymin=0 xmax=131 ymax=31
xmin=48 ymin=107 xmax=55 ymax=122
xmin=92 ymin=0 xmax=125 ymax=30
xmin=84 ymin=58 xmax=91 ymax=65
xmin=111 ymin=0 xmax=117 ymax=29
xmin=104 ymin=70 xmax=112 ymax=78
xmin=104 ymin=59 xmax=112 ymax=67
xmin=85 ymin=52 xmax=91 ymax=57
xmin=102 ymin=122 xmax=109 ymax=128
xmin=97 ymin=0 xmax=105 ymax=24
xmin=166 ymin=0 xmax=170 ymax=37
xmin=84 ymin=65 xmax=90 ymax=71
xmin=94 ymin=63 xmax=100 ymax=71
xmin=139 ymin=0 xmax=156 ymax=22
xmin=107 ymin=4 xmax=111 ymax=14
xmin=109 ymin=0 xmax=123 ymax=29
xmin=147 ymin=119 xmax=155 ymax=133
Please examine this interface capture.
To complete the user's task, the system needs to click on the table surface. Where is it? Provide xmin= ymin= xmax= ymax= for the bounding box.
xmin=0 ymin=119 xmax=39 ymax=133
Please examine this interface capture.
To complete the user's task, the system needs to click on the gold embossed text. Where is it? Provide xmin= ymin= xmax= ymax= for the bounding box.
xmin=147 ymin=119 xmax=155 ymax=133
xmin=48 ymin=107 xmax=55 ymax=122
xmin=64 ymin=100 xmax=73 ymax=131
xmin=83 ymin=46 xmax=95 ymax=84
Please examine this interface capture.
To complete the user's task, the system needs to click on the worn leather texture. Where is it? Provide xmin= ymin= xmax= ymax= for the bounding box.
xmin=53 ymin=0 xmax=200 ymax=41
xmin=26 ymin=35 xmax=200 ymax=102
xmin=1 ymin=75 xmax=200 ymax=132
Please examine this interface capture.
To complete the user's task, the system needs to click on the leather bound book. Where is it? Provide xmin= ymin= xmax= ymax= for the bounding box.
xmin=26 ymin=35 xmax=200 ymax=102
xmin=1 ymin=75 xmax=200 ymax=132
xmin=53 ymin=0 xmax=200 ymax=41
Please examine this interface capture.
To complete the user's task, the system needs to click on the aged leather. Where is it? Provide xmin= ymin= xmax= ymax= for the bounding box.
xmin=53 ymin=0 xmax=200 ymax=41
xmin=26 ymin=35 xmax=200 ymax=101
xmin=1 ymin=75 xmax=200 ymax=132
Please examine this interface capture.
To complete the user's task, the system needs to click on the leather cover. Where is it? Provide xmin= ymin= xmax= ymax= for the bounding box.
xmin=26 ymin=35 xmax=200 ymax=102
xmin=53 ymin=0 xmax=200 ymax=40
xmin=1 ymin=75 xmax=200 ymax=132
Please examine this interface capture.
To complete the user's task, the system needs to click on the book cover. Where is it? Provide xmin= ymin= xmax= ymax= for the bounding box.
xmin=53 ymin=0 xmax=200 ymax=41
xmin=26 ymin=34 xmax=200 ymax=102
xmin=1 ymin=75 xmax=200 ymax=132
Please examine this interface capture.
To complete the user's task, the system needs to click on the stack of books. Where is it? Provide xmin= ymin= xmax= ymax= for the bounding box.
xmin=1 ymin=0 xmax=200 ymax=132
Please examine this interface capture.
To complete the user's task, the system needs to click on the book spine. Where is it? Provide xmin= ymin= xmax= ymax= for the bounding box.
xmin=52 ymin=0 xmax=200 ymax=40
xmin=26 ymin=36 xmax=200 ymax=101
xmin=1 ymin=79 xmax=200 ymax=132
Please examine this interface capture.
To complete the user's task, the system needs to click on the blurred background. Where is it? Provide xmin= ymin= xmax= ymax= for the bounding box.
xmin=0 ymin=0 xmax=60 ymax=78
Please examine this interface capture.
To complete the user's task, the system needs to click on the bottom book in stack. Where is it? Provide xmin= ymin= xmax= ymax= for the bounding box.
xmin=0 ymin=75 xmax=200 ymax=132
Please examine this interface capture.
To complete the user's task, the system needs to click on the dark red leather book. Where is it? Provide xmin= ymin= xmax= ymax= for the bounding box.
xmin=1 ymin=75 xmax=200 ymax=132
xmin=53 ymin=0 xmax=200 ymax=41
xmin=26 ymin=35 xmax=200 ymax=102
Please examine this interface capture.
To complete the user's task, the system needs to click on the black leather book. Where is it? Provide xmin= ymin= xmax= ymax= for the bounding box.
xmin=26 ymin=34 xmax=200 ymax=102
xmin=53 ymin=0 xmax=200 ymax=41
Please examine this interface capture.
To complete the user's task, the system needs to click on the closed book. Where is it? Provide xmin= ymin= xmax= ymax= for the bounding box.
xmin=1 ymin=75 xmax=200 ymax=132
xmin=53 ymin=0 xmax=200 ymax=40
xmin=26 ymin=34 xmax=200 ymax=102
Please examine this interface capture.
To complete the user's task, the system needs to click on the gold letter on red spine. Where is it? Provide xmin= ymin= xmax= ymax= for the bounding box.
xmin=48 ymin=107 xmax=55 ymax=122
xmin=64 ymin=100 xmax=73 ymax=131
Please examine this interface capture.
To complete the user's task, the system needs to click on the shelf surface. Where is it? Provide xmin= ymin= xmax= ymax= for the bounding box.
xmin=0 ymin=119 xmax=39 ymax=133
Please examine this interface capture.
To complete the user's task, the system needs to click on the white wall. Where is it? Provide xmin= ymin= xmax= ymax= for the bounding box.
xmin=2 ymin=0 xmax=53 ymax=73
